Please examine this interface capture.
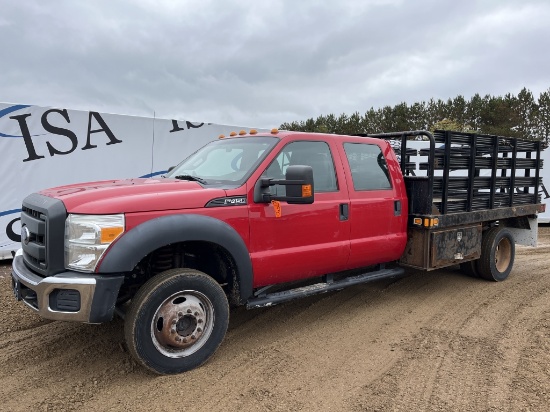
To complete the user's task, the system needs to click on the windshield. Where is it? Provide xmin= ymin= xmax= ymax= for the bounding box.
xmin=165 ymin=136 xmax=278 ymax=186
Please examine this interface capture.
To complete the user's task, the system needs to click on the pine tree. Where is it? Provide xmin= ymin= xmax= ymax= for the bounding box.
xmin=515 ymin=88 xmax=538 ymax=139
xmin=536 ymin=88 xmax=550 ymax=147
xmin=279 ymin=88 xmax=548 ymax=141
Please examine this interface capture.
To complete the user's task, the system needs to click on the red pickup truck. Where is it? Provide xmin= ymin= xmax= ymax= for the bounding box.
xmin=11 ymin=129 xmax=544 ymax=374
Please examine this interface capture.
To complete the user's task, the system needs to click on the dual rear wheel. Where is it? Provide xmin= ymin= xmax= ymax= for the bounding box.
xmin=460 ymin=226 xmax=515 ymax=281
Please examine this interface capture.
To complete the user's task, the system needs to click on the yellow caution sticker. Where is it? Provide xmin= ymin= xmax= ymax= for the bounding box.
xmin=271 ymin=200 xmax=282 ymax=218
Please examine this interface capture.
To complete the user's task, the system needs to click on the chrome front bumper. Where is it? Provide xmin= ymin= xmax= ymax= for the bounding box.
xmin=11 ymin=250 xmax=124 ymax=323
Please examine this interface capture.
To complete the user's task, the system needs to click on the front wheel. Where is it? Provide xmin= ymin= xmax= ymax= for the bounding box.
xmin=476 ymin=227 xmax=515 ymax=282
xmin=124 ymin=268 xmax=229 ymax=374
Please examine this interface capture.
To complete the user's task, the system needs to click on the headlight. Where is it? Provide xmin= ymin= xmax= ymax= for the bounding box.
xmin=65 ymin=214 xmax=125 ymax=272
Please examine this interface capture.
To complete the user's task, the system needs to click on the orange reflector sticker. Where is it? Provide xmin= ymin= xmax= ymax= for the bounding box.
xmin=101 ymin=227 xmax=123 ymax=243
xmin=420 ymin=218 xmax=439 ymax=228
xmin=271 ymin=200 xmax=282 ymax=218
xmin=302 ymin=184 xmax=312 ymax=197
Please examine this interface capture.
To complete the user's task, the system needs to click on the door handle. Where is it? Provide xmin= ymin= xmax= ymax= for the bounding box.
xmin=339 ymin=203 xmax=349 ymax=221
xmin=394 ymin=200 xmax=401 ymax=216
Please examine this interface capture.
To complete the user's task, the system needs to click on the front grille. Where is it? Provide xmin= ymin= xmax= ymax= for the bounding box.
xmin=21 ymin=193 xmax=67 ymax=277
xmin=22 ymin=206 xmax=42 ymax=219
xmin=21 ymin=205 xmax=47 ymax=269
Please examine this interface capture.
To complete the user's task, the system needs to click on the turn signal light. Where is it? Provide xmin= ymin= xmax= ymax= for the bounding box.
xmin=100 ymin=227 xmax=124 ymax=244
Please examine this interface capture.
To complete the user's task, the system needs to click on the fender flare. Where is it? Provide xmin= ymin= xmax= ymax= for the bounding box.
xmin=98 ymin=214 xmax=253 ymax=301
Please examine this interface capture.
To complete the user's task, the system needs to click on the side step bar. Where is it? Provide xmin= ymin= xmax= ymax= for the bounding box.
xmin=246 ymin=266 xmax=405 ymax=309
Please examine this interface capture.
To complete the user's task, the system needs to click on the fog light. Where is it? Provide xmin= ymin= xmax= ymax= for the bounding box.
xmin=49 ymin=289 xmax=81 ymax=312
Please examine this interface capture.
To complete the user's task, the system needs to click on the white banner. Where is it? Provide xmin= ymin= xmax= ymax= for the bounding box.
xmin=0 ymin=103 xmax=260 ymax=259
xmin=540 ymin=150 xmax=550 ymax=223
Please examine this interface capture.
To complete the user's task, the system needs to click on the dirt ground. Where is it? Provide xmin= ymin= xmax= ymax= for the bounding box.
xmin=1 ymin=229 xmax=549 ymax=412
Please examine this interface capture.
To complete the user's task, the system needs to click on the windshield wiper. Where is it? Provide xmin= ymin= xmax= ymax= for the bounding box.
xmin=173 ymin=175 xmax=208 ymax=184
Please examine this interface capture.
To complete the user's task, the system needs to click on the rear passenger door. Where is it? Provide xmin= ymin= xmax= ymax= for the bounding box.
xmin=338 ymin=140 xmax=407 ymax=267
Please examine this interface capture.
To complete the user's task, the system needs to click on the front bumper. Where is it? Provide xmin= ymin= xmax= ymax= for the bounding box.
xmin=11 ymin=251 xmax=124 ymax=323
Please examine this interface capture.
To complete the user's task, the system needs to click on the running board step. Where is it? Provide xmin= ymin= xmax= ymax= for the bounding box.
xmin=246 ymin=267 xmax=404 ymax=309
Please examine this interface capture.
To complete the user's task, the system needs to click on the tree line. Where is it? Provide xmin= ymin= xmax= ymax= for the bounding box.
xmin=280 ymin=87 xmax=550 ymax=146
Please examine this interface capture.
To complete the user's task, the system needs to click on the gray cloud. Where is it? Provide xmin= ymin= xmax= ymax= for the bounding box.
xmin=1 ymin=0 xmax=549 ymax=128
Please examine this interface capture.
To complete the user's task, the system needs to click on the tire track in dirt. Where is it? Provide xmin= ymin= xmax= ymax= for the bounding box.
xmin=346 ymin=243 xmax=550 ymax=412
xmin=1 ymin=230 xmax=549 ymax=411
xmin=509 ymin=311 xmax=550 ymax=410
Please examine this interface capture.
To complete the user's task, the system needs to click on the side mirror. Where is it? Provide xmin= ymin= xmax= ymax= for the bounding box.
xmin=254 ymin=165 xmax=314 ymax=204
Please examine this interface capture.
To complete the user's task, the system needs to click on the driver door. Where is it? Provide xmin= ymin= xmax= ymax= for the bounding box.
xmin=248 ymin=139 xmax=351 ymax=287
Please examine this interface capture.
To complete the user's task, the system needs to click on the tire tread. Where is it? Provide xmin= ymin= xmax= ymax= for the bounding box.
xmin=124 ymin=268 xmax=229 ymax=374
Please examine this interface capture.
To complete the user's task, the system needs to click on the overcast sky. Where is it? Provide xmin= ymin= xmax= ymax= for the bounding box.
xmin=1 ymin=0 xmax=549 ymax=128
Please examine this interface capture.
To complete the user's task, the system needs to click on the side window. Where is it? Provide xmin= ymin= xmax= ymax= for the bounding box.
xmin=344 ymin=143 xmax=392 ymax=191
xmin=263 ymin=141 xmax=338 ymax=193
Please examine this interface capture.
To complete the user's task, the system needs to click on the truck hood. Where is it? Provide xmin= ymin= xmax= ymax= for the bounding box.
xmin=39 ymin=178 xmax=228 ymax=214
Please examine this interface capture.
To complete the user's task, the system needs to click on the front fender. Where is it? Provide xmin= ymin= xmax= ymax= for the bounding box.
xmin=97 ymin=214 xmax=253 ymax=301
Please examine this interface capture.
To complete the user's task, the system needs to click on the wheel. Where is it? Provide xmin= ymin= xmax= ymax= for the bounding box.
xmin=460 ymin=260 xmax=479 ymax=278
xmin=476 ymin=227 xmax=515 ymax=282
xmin=124 ymin=268 xmax=229 ymax=375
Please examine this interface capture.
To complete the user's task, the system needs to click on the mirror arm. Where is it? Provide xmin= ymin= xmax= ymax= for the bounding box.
xmin=260 ymin=178 xmax=308 ymax=188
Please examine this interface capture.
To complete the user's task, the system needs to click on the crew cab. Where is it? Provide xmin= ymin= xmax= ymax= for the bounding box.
xmin=11 ymin=129 xmax=545 ymax=374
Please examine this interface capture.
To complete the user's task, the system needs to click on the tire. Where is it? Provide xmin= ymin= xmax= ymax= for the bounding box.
xmin=124 ymin=268 xmax=229 ymax=375
xmin=460 ymin=260 xmax=479 ymax=278
xmin=476 ymin=227 xmax=515 ymax=282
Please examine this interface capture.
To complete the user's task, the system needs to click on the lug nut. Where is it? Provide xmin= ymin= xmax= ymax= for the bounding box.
xmin=187 ymin=309 xmax=192 ymax=314
xmin=198 ymin=319 xmax=203 ymax=324
xmin=194 ymin=312 xmax=199 ymax=316
xmin=191 ymin=335 xmax=196 ymax=340
xmin=197 ymin=327 xmax=202 ymax=333
xmin=178 ymin=311 xmax=183 ymax=317
xmin=182 ymin=338 xmax=188 ymax=343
